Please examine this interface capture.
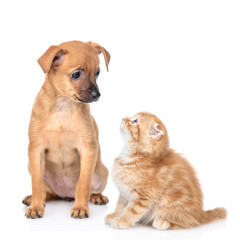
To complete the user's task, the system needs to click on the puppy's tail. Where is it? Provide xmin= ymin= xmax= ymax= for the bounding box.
xmin=200 ymin=207 xmax=227 ymax=225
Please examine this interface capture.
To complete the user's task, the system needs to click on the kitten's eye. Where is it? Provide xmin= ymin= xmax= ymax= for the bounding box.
xmin=71 ymin=71 xmax=81 ymax=80
xmin=130 ymin=118 xmax=138 ymax=125
xmin=96 ymin=70 xmax=100 ymax=77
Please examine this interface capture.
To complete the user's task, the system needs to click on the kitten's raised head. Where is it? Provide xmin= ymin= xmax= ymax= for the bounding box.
xmin=120 ymin=112 xmax=169 ymax=156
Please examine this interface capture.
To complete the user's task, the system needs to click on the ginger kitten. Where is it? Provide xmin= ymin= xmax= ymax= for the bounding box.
xmin=105 ymin=112 xmax=226 ymax=229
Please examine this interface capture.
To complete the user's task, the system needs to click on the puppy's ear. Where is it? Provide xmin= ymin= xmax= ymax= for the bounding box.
xmin=149 ymin=123 xmax=164 ymax=139
xmin=86 ymin=41 xmax=111 ymax=71
xmin=38 ymin=46 xmax=67 ymax=73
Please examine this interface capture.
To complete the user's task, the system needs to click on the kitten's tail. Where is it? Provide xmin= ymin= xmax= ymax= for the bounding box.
xmin=200 ymin=207 xmax=227 ymax=225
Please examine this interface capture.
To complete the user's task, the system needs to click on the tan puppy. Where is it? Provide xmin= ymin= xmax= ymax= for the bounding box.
xmin=22 ymin=40 xmax=110 ymax=219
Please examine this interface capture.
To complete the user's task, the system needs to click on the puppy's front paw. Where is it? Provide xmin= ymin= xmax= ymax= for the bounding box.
xmin=25 ymin=205 xmax=44 ymax=219
xmin=111 ymin=217 xmax=133 ymax=229
xmin=105 ymin=213 xmax=116 ymax=225
xmin=71 ymin=206 xmax=89 ymax=219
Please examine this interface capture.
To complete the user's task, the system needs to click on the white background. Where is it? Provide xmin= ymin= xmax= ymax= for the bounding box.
xmin=0 ymin=0 xmax=239 ymax=239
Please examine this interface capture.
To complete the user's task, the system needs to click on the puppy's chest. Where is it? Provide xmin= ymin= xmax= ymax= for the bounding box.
xmin=45 ymin=97 xmax=79 ymax=131
xmin=41 ymin=97 xmax=82 ymax=149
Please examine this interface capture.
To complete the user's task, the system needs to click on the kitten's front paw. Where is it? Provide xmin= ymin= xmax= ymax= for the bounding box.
xmin=111 ymin=217 xmax=133 ymax=229
xmin=152 ymin=218 xmax=170 ymax=230
xmin=105 ymin=213 xmax=116 ymax=225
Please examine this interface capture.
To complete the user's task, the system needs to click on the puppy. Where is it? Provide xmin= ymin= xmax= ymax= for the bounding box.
xmin=22 ymin=40 xmax=110 ymax=219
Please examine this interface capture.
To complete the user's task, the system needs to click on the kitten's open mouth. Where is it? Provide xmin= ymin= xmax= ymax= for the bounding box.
xmin=74 ymin=95 xmax=90 ymax=103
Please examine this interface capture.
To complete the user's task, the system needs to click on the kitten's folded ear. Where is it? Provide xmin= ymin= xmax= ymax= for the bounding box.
xmin=149 ymin=123 xmax=164 ymax=139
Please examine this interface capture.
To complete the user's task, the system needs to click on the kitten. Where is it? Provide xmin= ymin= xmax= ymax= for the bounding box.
xmin=105 ymin=112 xmax=226 ymax=229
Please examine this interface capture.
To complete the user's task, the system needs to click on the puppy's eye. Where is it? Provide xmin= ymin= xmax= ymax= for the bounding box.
xmin=71 ymin=71 xmax=81 ymax=80
xmin=130 ymin=118 xmax=138 ymax=125
xmin=96 ymin=70 xmax=100 ymax=77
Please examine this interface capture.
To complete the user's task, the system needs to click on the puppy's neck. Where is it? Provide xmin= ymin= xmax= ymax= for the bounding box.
xmin=43 ymin=76 xmax=63 ymax=99
xmin=34 ymin=77 xmax=84 ymax=117
xmin=50 ymin=96 xmax=77 ymax=114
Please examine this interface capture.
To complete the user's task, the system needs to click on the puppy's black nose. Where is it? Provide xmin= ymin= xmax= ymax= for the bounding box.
xmin=91 ymin=90 xmax=101 ymax=99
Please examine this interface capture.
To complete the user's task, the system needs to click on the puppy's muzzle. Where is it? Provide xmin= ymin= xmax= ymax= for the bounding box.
xmin=76 ymin=86 xmax=101 ymax=103
xmin=91 ymin=89 xmax=101 ymax=101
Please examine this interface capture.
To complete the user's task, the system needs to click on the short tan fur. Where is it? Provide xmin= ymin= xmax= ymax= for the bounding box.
xmin=23 ymin=40 xmax=110 ymax=219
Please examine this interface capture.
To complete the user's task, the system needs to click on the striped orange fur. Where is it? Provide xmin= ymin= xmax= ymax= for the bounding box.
xmin=105 ymin=112 xmax=226 ymax=229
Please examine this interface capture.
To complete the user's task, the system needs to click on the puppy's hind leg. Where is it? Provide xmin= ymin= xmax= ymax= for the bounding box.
xmin=90 ymin=159 xmax=109 ymax=205
xmin=22 ymin=195 xmax=32 ymax=206
xmin=90 ymin=147 xmax=109 ymax=205
xmin=90 ymin=117 xmax=109 ymax=205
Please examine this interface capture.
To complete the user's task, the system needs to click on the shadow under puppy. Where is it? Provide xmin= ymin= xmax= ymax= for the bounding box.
xmin=23 ymin=40 xmax=110 ymax=219
xmin=105 ymin=112 xmax=226 ymax=229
